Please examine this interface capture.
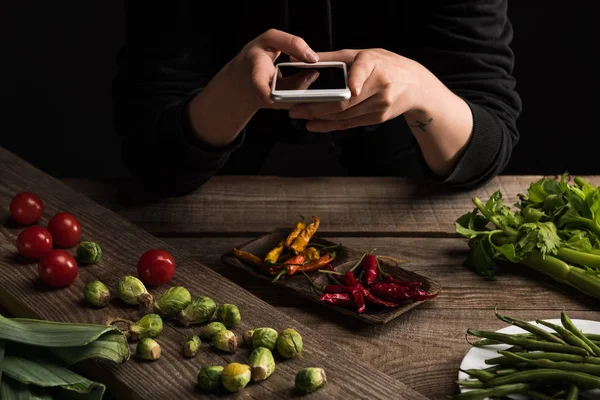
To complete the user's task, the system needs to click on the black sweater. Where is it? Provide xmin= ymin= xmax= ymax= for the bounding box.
xmin=112 ymin=0 xmax=522 ymax=196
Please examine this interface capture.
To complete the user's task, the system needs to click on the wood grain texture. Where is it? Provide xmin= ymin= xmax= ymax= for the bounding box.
xmin=0 ymin=147 xmax=429 ymax=400
xmin=62 ymin=175 xmax=600 ymax=236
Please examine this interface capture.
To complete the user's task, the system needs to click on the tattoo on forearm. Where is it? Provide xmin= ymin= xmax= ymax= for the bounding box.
xmin=409 ymin=117 xmax=433 ymax=132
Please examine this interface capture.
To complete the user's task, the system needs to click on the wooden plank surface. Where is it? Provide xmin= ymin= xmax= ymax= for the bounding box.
xmin=62 ymin=175 xmax=600 ymax=236
xmin=0 ymin=147 xmax=429 ymax=400
xmin=162 ymin=236 xmax=600 ymax=400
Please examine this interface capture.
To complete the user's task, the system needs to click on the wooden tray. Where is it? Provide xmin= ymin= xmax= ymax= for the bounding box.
xmin=221 ymin=229 xmax=442 ymax=324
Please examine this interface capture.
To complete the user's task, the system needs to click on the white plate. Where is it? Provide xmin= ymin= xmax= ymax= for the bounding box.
xmin=458 ymin=318 xmax=600 ymax=399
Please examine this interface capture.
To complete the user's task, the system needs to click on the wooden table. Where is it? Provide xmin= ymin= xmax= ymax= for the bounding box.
xmin=3 ymin=146 xmax=600 ymax=399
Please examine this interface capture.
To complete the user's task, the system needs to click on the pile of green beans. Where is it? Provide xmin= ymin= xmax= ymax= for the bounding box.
xmin=452 ymin=311 xmax=600 ymax=400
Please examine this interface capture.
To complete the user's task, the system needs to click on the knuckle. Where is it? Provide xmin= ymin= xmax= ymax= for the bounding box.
xmin=289 ymin=35 xmax=307 ymax=50
xmin=381 ymin=92 xmax=394 ymax=108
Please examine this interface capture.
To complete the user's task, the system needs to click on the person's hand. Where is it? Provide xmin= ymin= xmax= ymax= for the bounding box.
xmin=230 ymin=29 xmax=319 ymax=110
xmin=288 ymin=49 xmax=432 ymax=132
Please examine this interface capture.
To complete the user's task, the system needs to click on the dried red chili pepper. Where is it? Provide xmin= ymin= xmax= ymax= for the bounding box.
xmin=320 ymin=264 xmax=345 ymax=285
xmin=360 ymin=286 xmax=402 ymax=308
xmin=362 ymin=252 xmax=378 ymax=285
xmin=369 ymin=282 xmax=437 ymax=303
xmin=323 ymin=283 xmax=366 ymax=313
xmin=320 ymin=293 xmax=357 ymax=308
xmin=384 ymin=274 xmax=422 ymax=287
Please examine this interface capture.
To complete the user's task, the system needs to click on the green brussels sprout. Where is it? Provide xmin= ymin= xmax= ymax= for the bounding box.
xmin=83 ymin=280 xmax=110 ymax=307
xmin=252 ymin=327 xmax=278 ymax=351
xmin=211 ymin=329 xmax=238 ymax=353
xmin=183 ymin=335 xmax=201 ymax=358
xmin=248 ymin=347 xmax=276 ymax=382
xmin=276 ymin=328 xmax=303 ymax=359
xmin=197 ymin=366 xmax=224 ymax=391
xmin=136 ymin=337 xmax=161 ymax=361
xmin=117 ymin=276 xmax=153 ymax=310
xmin=154 ymin=286 xmax=192 ymax=317
xmin=242 ymin=329 xmax=255 ymax=347
xmin=129 ymin=313 xmax=163 ymax=341
xmin=76 ymin=241 xmax=102 ymax=264
xmin=216 ymin=304 xmax=241 ymax=328
xmin=295 ymin=367 xmax=326 ymax=394
xmin=198 ymin=321 xmax=226 ymax=340
xmin=220 ymin=363 xmax=251 ymax=392
xmin=179 ymin=296 xmax=216 ymax=327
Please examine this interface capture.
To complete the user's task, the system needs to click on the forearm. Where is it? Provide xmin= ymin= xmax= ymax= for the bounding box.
xmin=188 ymin=59 xmax=260 ymax=148
xmin=404 ymin=71 xmax=474 ymax=177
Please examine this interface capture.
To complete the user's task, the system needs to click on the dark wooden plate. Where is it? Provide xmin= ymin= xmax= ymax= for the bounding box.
xmin=221 ymin=229 xmax=442 ymax=324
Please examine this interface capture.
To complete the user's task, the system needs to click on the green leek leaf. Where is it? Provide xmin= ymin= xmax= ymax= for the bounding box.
xmin=3 ymin=355 xmax=105 ymax=400
xmin=0 ymin=376 xmax=53 ymax=400
xmin=0 ymin=314 xmax=123 ymax=348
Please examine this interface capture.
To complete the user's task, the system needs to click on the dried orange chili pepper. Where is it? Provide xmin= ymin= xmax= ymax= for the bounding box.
xmin=232 ymin=248 xmax=263 ymax=268
xmin=296 ymin=251 xmax=335 ymax=274
xmin=290 ymin=216 xmax=320 ymax=255
xmin=285 ymin=217 xmax=306 ymax=248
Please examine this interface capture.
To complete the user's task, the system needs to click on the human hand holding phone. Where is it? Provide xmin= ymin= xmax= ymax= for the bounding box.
xmin=229 ymin=29 xmax=319 ymax=110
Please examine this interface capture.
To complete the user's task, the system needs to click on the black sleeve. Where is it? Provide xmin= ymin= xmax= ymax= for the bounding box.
xmin=111 ymin=2 xmax=243 ymax=197
xmin=405 ymin=0 xmax=522 ymax=189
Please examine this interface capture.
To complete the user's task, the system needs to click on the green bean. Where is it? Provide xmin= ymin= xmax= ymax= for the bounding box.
xmin=461 ymin=368 xmax=496 ymax=381
xmin=495 ymin=312 xmax=568 ymax=345
xmin=585 ymin=333 xmax=600 ymax=341
xmin=449 ymin=383 xmax=533 ymax=400
xmin=499 ymin=351 xmax=600 ymax=375
xmin=457 ymin=369 xmax=600 ymax=389
xmin=524 ymin=391 xmax=557 ymax=400
xmin=536 ymin=320 xmax=594 ymax=355
xmin=561 ymin=311 xmax=600 ymax=356
xmin=566 ymin=384 xmax=578 ymax=400
xmin=496 ymin=368 xmax=521 ymax=375
xmin=467 ymin=329 xmax=590 ymax=356
xmin=486 ymin=352 xmax=600 ymax=366
xmin=551 ymin=388 xmax=567 ymax=398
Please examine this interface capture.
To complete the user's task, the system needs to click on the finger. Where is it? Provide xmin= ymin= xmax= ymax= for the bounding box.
xmin=348 ymin=51 xmax=377 ymax=97
xmin=288 ymin=76 xmax=379 ymax=119
xmin=251 ymin=53 xmax=278 ymax=104
xmin=314 ymin=50 xmax=359 ymax=64
xmin=260 ymin=29 xmax=319 ymax=63
xmin=306 ymin=112 xmax=383 ymax=133
xmin=308 ymin=95 xmax=380 ymax=121
xmin=276 ymin=70 xmax=320 ymax=91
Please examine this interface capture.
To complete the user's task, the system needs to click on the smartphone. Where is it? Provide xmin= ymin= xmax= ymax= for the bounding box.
xmin=271 ymin=61 xmax=351 ymax=102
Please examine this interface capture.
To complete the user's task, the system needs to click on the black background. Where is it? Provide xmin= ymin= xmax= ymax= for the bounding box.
xmin=0 ymin=2 xmax=597 ymax=180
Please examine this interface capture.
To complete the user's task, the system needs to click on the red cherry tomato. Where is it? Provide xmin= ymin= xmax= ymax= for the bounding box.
xmin=10 ymin=192 xmax=44 ymax=225
xmin=38 ymin=249 xmax=78 ymax=288
xmin=137 ymin=249 xmax=176 ymax=286
xmin=47 ymin=212 xmax=81 ymax=247
xmin=16 ymin=226 xmax=53 ymax=260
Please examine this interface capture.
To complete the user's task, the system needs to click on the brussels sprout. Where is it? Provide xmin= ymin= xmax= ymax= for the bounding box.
xmin=211 ymin=329 xmax=237 ymax=353
xmin=276 ymin=328 xmax=303 ymax=359
xmin=77 ymin=241 xmax=102 ymax=264
xmin=136 ymin=337 xmax=161 ymax=361
xmin=198 ymin=321 xmax=227 ymax=340
xmin=129 ymin=313 xmax=163 ymax=341
xmin=179 ymin=296 xmax=216 ymax=327
xmin=216 ymin=304 xmax=241 ymax=328
xmin=242 ymin=329 xmax=255 ymax=347
xmin=252 ymin=327 xmax=278 ymax=351
xmin=248 ymin=347 xmax=276 ymax=382
xmin=83 ymin=280 xmax=110 ymax=307
xmin=154 ymin=286 xmax=192 ymax=317
xmin=221 ymin=363 xmax=251 ymax=392
xmin=117 ymin=276 xmax=153 ymax=310
xmin=197 ymin=366 xmax=224 ymax=391
xmin=183 ymin=335 xmax=201 ymax=358
xmin=295 ymin=367 xmax=326 ymax=393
